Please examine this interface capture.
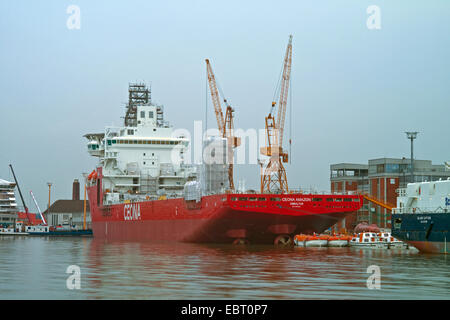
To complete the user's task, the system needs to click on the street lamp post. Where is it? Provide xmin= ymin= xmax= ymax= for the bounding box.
xmin=47 ymin=182 xmax=52 ymax=223
xmin=405 ymin=132 xmax=418 ymax=184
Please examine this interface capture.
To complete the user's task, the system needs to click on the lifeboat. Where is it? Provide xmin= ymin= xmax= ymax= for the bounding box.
xmin=349 ymin=232 xmax=385 ymax=248
xmin=304 ymin=234 xmax=328 ymax=247
xmin=87 ymin=170 xmax=96 ymax=180
xmin=378 ymin=232 xmax=407 ymax=248
xmin=293 ymin=234 xmax=308 ymax=246
xmin=328 ymin=234 xmax=349 ymax=247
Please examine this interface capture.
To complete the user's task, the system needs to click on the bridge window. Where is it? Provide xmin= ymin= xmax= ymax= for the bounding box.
xmin=326 ymin=198 xmax=333 ymax=202
xmin=270 ymin=197 xmax=281 ymax=201
xmin=238 ymin=197 xmax=247 ymax=201
xmin=249 ymin=197 xmax=257 ymax=201
xmin=344 ymin=198 xmax=352 ymax=202
xmin=258 ymin=198 xmax=266 ymax=201
xmin=312 ymin=198 xmax=322 ymax=202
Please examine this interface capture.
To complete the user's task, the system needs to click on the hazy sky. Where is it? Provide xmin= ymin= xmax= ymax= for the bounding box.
xmin=1 ymin=0 xmax=449 ymax=210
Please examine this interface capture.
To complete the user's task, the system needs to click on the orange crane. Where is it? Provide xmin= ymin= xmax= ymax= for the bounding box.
xmin=260 ymin=35 xmax=293 ymax=193
xmin=205 ymin=59 xmax=240 ymax=190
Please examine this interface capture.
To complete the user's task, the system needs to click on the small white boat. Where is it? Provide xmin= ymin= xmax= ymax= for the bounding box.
xmin=378 ymin=232 xmax=408 ymax=248
xmin=349 ymin=232 xmax=385 ymax=248
xmin=328 ymin=235 xmax=351 ymax=247
xmin=293 ymin=234 xmax=307 ymax=246
xmin=304 ymin=235 xmax=329 ymax=247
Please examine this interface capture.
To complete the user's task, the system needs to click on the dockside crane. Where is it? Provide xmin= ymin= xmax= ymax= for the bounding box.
xmin=30 ymin=190 xmax=47 ymax=225
xmin=205 ymin=59 xmax=241 ymax=190
xmin=9 ymin=164 xmax=32 ymax=225
xmin=260 ymin=35 xmax=293 ymax=194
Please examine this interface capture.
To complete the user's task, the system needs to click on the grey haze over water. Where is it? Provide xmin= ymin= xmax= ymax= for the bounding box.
xmin=1 ymin=1 xmax=449 ymax=209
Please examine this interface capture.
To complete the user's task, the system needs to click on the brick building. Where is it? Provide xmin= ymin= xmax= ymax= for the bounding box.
xmin=330 ymin=158 xmax=450 ymax=232
xmin=42 ymin=179 xmax=91 ymax=229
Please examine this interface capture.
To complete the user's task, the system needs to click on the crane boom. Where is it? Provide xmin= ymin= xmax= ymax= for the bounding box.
xmin=276 ymin=35 xmax=293 ymax=148
xmin=260 ymin=35 xmax=293 ymax=193
xmin=205 ymin=59 xmax=240 ymax=190
xmin=30 ymin=190 xmax=47 ymax=225
xmin=9 ymin=164 xmax=32 ymax=225
xmin=206 ymin=59 xmax=225 ymax=135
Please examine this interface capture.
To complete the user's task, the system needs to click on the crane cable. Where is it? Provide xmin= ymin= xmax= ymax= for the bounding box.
xmin=270 ymin=48 xmax=286 ymax=115
xmin=215 ymin=74 xmax=231 ymax=109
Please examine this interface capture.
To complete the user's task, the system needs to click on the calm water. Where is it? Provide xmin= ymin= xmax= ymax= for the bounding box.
xmin=0 ymin=236 xmax=448 ymax=300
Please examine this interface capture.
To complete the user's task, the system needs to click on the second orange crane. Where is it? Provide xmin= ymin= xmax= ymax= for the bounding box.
xmin=260 ymin=35 xmax=293 ymax=194
xmin=205 ymin=59 xmax=241 ymax=191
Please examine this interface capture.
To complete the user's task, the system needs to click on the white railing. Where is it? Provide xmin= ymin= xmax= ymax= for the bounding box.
xmin=392 ymin=206 xmax=449 ymax=214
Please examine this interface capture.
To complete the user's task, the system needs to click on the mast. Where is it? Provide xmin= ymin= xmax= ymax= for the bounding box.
xmin=124 ymin=83 xmax=151 ymax=127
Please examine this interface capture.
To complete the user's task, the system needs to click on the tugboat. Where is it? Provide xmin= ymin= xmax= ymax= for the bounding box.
xmin=0 ymin=221 xmax=29 ymax=236
xmin=392 ymin=179 xmax=450 ymax=254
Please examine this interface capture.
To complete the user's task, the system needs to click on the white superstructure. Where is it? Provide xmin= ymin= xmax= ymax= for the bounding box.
xmin=393 ymin=179 xmax=450 ymax=214
xmin=85 ymin=83 xmax=228 ymax=205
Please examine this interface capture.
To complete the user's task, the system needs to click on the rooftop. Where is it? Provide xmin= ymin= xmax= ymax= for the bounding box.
xmin=42 ymin=200 xmax=90 ymax=215
xmin=0 ymin=179 xmax=15 ymax=186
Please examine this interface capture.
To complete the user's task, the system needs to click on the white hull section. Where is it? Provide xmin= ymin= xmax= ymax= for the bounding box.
xmin=304 ymin=240 xmax=328 ymax=247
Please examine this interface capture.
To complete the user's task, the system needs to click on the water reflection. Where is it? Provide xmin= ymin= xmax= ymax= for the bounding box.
xmin=0 ymin=237 xmax=448 ymax=299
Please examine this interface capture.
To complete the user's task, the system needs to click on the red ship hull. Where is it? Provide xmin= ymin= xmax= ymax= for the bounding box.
xmin=87 ymin=169 xmax=363 ymax=244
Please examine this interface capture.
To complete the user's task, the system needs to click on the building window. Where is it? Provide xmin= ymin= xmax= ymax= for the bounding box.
xmin=140 ymin=111 xmax=145 ymax=118
xmin=149 ymin=111 xmax=154 ymax=118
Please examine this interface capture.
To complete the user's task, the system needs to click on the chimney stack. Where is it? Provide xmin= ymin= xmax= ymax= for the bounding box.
xmin=72 ymin=179 xmax=80 ymax=200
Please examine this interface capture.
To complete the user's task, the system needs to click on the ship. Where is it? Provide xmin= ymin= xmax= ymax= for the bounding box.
xmin=84 ymin=83 xmax=363 ymax=245
xmin=392 ymin=179 xmax=450 ymax=253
